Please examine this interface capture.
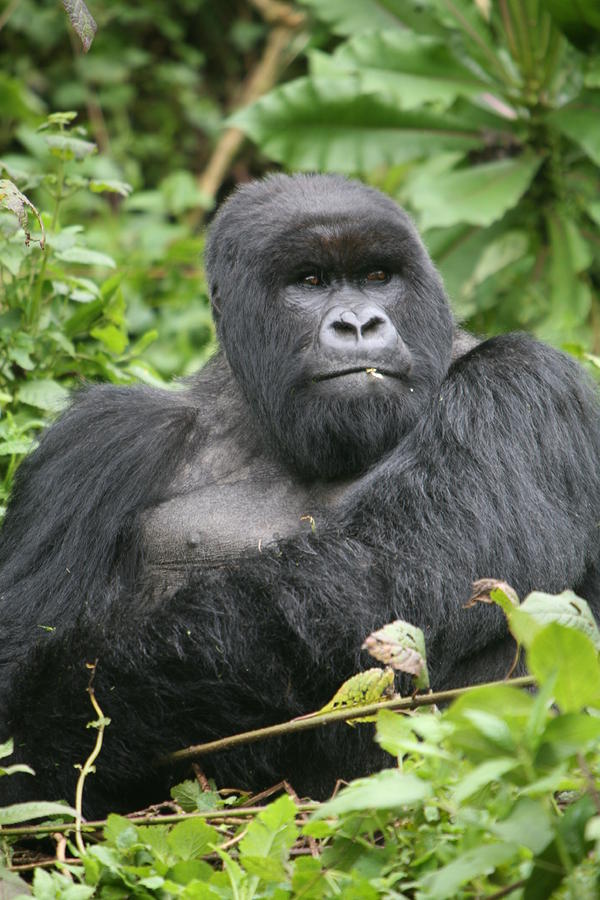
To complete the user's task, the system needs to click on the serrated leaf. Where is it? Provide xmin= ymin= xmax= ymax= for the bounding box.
xmin=232 ymin=77 xmax=482 ymax=173
xmin=44 ymin=134 xmax=96 ymax=160
xmin=313 ymin=768 xmax=430 ymax=818
xmin=362 ymin=619 xmax=429 ymax=688
xmin=0 ymin=801 xmax=77 ymax=824
xmin=239 ymin=795 xmax=298 ymax=865
xmin=0 ymin=439 xmax=34 ymax=456
xmin=528 ymin=624 xmax=600 ymax=712
xmin=17 ymin=379 xmax=70 ymax=412
xmin=170 ymin=779 xmax=220 ymax=812
xmin=167 ymin=818 xmax=218 ymax=860
xmin=0 ymin=179 xmax=44 ymax=246
xmin=411 ymin=154 xmax=542 ymax=229
xmin=56 ymin=246 xmax=116 ymax=268
xmin=89 ymin=179 xmax=132 ymax=197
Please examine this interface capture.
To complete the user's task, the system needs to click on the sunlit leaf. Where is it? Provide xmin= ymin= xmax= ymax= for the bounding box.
xmin=232 ymin=77 xmax=483 ymax=173
xmin=410 ymin=154 xmax=542 ymax=229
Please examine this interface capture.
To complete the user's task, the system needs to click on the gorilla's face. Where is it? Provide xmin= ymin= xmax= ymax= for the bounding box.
xmin=206 ymin=174 xmax=454 ymax=480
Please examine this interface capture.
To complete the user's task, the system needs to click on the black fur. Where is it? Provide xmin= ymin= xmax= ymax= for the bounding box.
xmin=1 ymin=173 xmax=600 ymax=816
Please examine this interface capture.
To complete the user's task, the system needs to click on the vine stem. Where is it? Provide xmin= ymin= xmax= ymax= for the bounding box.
xmin=159 ymin=675 xmax=536 ymax=767
xmin=74 ymin=662 xmax=108 ymax=856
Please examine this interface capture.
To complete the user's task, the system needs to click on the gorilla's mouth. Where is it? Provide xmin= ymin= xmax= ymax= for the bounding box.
xmin=313 ymin=367 xmax=402 ymax=383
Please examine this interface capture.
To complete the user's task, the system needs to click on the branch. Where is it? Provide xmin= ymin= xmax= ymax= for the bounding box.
xmin=159 ymin=675 xmax=536 ymax=766
xmin=0 ymin=802 xmax=318 ymax=838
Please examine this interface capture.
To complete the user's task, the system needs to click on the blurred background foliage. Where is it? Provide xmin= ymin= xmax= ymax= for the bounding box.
xmin=0 ymin=0 xmax=599 ymax=508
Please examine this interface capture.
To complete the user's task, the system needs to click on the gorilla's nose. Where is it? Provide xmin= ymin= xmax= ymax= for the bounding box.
xmin=319 ymin=305 xmax=397 ymax=353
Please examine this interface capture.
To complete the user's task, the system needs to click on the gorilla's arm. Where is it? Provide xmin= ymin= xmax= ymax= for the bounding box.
xmin=0 ymin=385 xmax=201 ymax=680
xmin=355 ymin=332 xmax=600 ymax=685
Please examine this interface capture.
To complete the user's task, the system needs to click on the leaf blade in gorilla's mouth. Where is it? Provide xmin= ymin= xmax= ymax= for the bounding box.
xmin=313 ymin=367 xmax=400 ymax=382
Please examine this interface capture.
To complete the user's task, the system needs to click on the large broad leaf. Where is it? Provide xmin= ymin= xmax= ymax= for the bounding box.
xmin=311 ymin=31 xmax=490 ymax=110
xmin=536 ymin=213 xmax=592 ymax=342
xmin=546 ymin=0 xmax=600 ymax=47
xmin=548 ymin=91 xmax=600 ymax=166
xmin=527 ymin=624 xmax=600 ymax=712
xmin=409 ymin=154 xmax=542 ymax=229
xmin=297 ymin=0 xmax=444 ymax=37
xmin=232 ymin=77 xmax=483 ymax=173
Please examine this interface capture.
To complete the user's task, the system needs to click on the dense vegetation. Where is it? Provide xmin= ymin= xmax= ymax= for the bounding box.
xmin=2 ymin=1 xmax=600 ymax=896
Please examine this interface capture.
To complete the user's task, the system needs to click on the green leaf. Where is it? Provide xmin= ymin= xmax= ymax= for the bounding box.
xmin=0 ymin=439 xmax=35 ymax=456
xmin=320 ymin=30 xmax=489 ymax=110
xmin=232 ymin=77 xmax=483 ymax=173
xmin=298 ymin=0 xmax=405 ymax=35
xmin=167 ymin=818 xmax=218 ymax=860
xmin=520 ymin=591 xmax=600 ymax=650
xmin=538 ymin=712 xmax=600 ymax=762
xmin=44 ymin=134 xmax=96 ymax=161
xmin=0 ymin=738 xmax=14 ymax=759
xmin=376 ymin=708 xmax=453 ymax=760
xmin=16 ymin=379 xmax=70 ymax=412
xmin=549 ymin=91 xmax=600 ymax=166
xmin=528 ymin=624 xmax=600 ymax=712
xmin=316 ymin=667 xmax=395 ymax=715
xmin=62 ymin=0 xmax=97 ymax=52
xmin=452 ymin=757 xmax=519 ymax=804
xmin=422 ymin=843 xmax=518 ymax=899
xmin=0 ymin=801 xmax=77 ymax=824
xmin=170 ymin=779 xmax=220 ymax=812
xmin=239 ymin=795 xmax=298 ymax=865
xmin=363 ymin=619 xmax=429 ymax=689
xmin=89 ymin=179 xmax=132 ymax=197
xmin=0 ymin=762 xmax=35 ymax=777
xmin=312 ymin=768 xmax=430 ymax=818
xmin=56 ymin=246 xmax=116 ymax=268
xmin=490 ymin=798 xmax=554 ymax=855
xmin=91 ymin=324 xmax=128 ymax=354
xmin=523 ymin=794 xmax=596 ymax=900
xmin=410 ymin=154 xmax=543 ymax=229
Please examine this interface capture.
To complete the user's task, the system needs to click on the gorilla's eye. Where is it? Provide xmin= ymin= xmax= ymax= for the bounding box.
xmin=301 ymin=273 xmax=322 ymax=287
xmin=366 ymin=270 xmax=389 ymax=283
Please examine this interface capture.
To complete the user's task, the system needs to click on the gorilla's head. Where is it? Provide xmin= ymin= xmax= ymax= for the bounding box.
xmin=205 ymin=174 xmax=454 ymax=480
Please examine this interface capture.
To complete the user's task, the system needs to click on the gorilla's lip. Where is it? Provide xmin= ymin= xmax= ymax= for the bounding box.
xmin=313 ymin=367 xmax=402 ymax=382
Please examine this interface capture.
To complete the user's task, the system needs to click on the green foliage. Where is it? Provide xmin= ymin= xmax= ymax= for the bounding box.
xmin=0 ymin=112 xmax=175 ymax=509
xmin=235 ymin=0 xmax=600 ymax=349
xmin=3 ymin=590 xmax=600 ymax=896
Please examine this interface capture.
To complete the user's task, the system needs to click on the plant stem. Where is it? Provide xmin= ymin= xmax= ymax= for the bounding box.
xmin=160 ymin=675 xmax=536 ymax=767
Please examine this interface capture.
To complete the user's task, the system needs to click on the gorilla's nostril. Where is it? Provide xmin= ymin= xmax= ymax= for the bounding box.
xmin=361 ymin=316 xmax=385 ymax=335
xmin=332 ymin=320 xmax=358 ymax=335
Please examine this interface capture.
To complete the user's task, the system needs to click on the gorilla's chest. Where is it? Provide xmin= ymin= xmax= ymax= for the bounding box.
xmin=141 ymin=446 xmax=348 ymax=593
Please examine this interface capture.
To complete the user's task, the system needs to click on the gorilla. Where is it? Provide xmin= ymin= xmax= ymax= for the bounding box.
xmin=2 ymin=173 xmax=600 ymax=816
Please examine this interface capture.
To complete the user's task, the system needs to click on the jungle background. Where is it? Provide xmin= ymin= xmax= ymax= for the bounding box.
xmin=2 ymin=1 xmax=600 ymax=897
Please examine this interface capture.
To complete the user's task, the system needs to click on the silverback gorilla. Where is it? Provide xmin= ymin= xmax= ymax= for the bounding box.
xmin=2 ymin=173 xmax=600 ymax=816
